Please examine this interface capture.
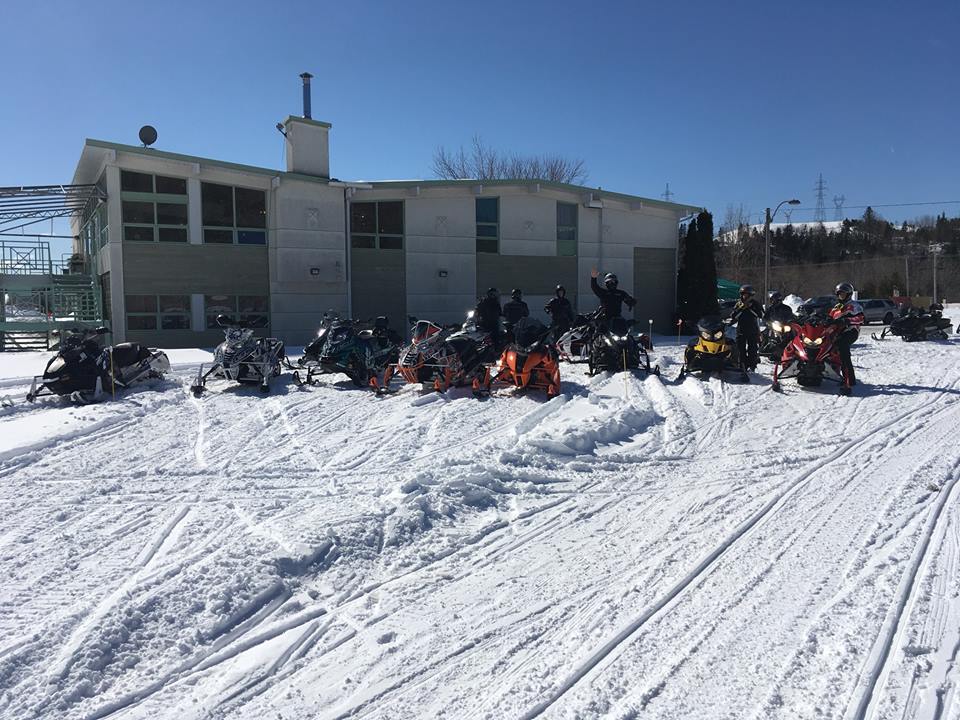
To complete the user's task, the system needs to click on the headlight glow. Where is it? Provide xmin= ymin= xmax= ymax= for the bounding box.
xmin=713 ymin=331 xmax=723 ymax=340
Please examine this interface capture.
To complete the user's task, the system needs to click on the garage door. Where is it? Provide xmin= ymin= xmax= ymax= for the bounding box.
xmin=633 ymin=247 xmax=676 ymax=333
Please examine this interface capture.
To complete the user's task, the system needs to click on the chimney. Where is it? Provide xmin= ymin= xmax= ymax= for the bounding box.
xmin=283 ymin=72 xmax=331 ymax=178
xmin=300 ymin=72 xmax=313 ymax=119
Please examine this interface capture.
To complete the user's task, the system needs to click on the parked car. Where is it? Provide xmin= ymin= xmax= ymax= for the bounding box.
xmin=860 ymin=298 xmax=898 ymax=325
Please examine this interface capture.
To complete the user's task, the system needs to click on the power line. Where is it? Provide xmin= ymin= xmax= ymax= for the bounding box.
xmin=814 ymin=173 xmax=828 ymax=222
xmin=744 ymin=200 xmax=960 ymax=224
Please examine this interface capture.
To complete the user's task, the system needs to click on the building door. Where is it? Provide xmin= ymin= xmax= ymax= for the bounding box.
xmin=349 ymin=201 xmax=406 ymax=332
xmin=632 ymin=247 xmax=676 ymax=333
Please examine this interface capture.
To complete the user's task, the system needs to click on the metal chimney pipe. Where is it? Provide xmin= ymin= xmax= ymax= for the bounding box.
xmin=300 ymin=72 xmax=313 ymax=119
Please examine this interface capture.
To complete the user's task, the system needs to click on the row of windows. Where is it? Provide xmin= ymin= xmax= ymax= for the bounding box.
xmin=124 ymin=294 xmax=268 ymax=331
xmin=350 ymin=201 xmax=404 ymax=250
xmin=475 ymin=199 xmax=578 ymax=256
xmin=120 ymin=171 xmax=267 ymax=245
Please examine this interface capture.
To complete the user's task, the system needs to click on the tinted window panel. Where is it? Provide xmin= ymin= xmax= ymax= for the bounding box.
xmin=161 ymin=315 xmax=191 ymax=330
xmin=120 ymin=170 xmax=153 ymax=193
xmin=157 ymin=203 xmax=188 ymax=225
xmin=235 ymin=187 xmax=266 ymax=228
xmin=127 ymin=315 xmax=157 ymax=330
xmin=476 ymin=224 xmax=497 ymax=238
xmin=379 ymin=236 xmax=403 ymax=250
xmin=557 ymin=228 xmax=576 ymax=241
xmin=351 ymin=235 xmax=375 ymax=249
xmin=476 ymin=237 xmax=498 ymax=254
xmin=124 ymin=226 xmax=155 ymax=242
xmin=204 ymin=229 xmax=233 ymax=244
xmin=159 ymin=295 xmax=190 ymax=313
xmin=158 ymin=227 xmax=188 ymax=242
xmin=240 ymin=314 xmax=269 ymax=328
xmin=378 ymin=202 xmax=403 ymax=235
xmin=201 ymin=182 xmax=234 ymax=226
xmin=476 ymin=198 xmax=498 ymax=224
xmin=239 ymin=296 xmax=268 ymax=312
xmin=122 ymin=201 xmax=155 ymax=224
xmin=237 ymin=230 xmax=266 ymax=245
xmin=205 ymin=295 xmax=236 ymax=312
xmin=155 ymin=176 xmax=187 ymax=195
xmin=125 ymin=295 xmax=158 ymax=313
xmin=351 ymin=203 xmax=376 ymax=234
xmin=557 ymin=202 xmax=577 ymax=227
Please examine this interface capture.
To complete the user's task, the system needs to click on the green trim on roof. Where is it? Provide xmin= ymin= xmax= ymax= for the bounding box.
xmin=84 ymin=139 xmax=331 ymax=184
xmin=358 ymin=178 xmax=700 ymax=213
xmin=282 ymin=115 xmax=332 ymax=129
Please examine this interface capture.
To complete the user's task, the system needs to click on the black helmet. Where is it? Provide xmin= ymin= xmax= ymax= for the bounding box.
xmin=739 ymin=284 xmax=755 ymax=297
xmin=768 ymin=291 xmax=783 ymax=303
xmin=511 ymin=288 xmax=522 ymax=300
xmin=603 ymin=273 xmax=618 ymax=290
xmin=835 ymin=282 xmax=854 ymax=297
xmin=486 ymin=287 xmax=498 ymax=299
xmin=555 ymin=284 xmax=566 ymax=297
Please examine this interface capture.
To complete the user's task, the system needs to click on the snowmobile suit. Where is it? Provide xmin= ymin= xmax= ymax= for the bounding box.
xmin=763 ymin=301 xmax=794 ymax=323
xmin=474 ymin=296 xmax=502 ymax=333
xmin=545 ymin=295 xmax=575 ymax=335
xmin=829 ymin=299 xmax=864 ymax=385
xmin=590 ymin=276 xmax=636 ymax=323
xmin=730 ymin=298 xmax=763 ymax=370
xmin=502 ymin=299 xmax=530 ymax=327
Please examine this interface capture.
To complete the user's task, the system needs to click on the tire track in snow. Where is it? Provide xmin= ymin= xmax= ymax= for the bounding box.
xmin=517 ymin=380 xmax=960 ymax=719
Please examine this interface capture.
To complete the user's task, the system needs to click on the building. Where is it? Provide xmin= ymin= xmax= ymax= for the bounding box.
xmin=71 ymin=111 xmax=700 ymax=348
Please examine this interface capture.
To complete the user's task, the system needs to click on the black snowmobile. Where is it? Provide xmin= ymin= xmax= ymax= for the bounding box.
xmin=555 ymin=311 xmax=599 ymax=363
xmin=26 ymin=326 xmax=171 ymax=403
xmin=676 ymin=316 xmax=747 ymax=382
xmin=190 ymin=315 xmax=286 ymax=395
xmin=296 ymin=311 xmax=348 ymax=383
xmin=758 ymin=305 xmax=796 ymax=362
xmin=315 ymin=316 xmax=402 ymax=390
xmin=872 ymin=305 xmax=953 ymax=341
xmin=587 ymin=315 xmax=659 ymax=376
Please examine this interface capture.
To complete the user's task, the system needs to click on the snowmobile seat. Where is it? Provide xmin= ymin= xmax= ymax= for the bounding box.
xmin=107 ymin=343 xmax=152 ymax=367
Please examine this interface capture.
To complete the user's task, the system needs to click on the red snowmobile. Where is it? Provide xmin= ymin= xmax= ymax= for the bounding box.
xmin=772 ymin=314 xmax=852 ymax=395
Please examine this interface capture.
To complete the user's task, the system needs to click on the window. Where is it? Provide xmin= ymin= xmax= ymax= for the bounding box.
xmin=557 ymin=202 xmax=578 ymax=256
xmin=205 ymin=294 xmax=268 ymax=329
xmin=80 ymin=196 xmax=108 ymax=252
xmin=201 ymin=183 xmax=267 ymax=244
xmin=476 ymin=198 xmax=499 ymax=253
xmin=125 ymin=294 xmax=191 ymax=331
xmin=100 ymin=271 xmax=111 ymax=323
xmin=121 ymin=170 xmax=188 ymax=242
xmin=350 ymin=201 xmax=404 ymax=249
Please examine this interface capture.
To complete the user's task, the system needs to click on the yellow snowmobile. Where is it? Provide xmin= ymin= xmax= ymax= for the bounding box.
xmin=677 ymin=316 xmax=748 ymax=381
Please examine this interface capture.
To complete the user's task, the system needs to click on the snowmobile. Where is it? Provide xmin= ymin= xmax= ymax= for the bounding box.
xmin=296 ymin=311 xmax=348 ymax=383
xmin=478 ymin=318 xmax=561 ymax=397
xmin=387 ymin=312 xmax=497 ymax=393
xmin=872 ymin=305 xmax=953 ymax=342
xmin=676 ymin=316 xmax=747 ymax=382
xmin=555 ymin=312 xmax=596 ymax=362
xmin=315 ymin=316 xmax=401 ymax=389
xmin=190 ymin=315 xmax=285 ymax=395
xmin=26 ymin=326 xmax=170 ymax=403
xmin=772 ymin=314 xmax=852 ymax=395
xmin=758 ymin=307 xmax=796 ymax=362
xmin=587 ymin=316 xmax=659 ymax=376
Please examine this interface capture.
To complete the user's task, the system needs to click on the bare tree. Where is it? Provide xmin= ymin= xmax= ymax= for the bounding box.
xmin=432 ymin=135 xmax=588 ymax=185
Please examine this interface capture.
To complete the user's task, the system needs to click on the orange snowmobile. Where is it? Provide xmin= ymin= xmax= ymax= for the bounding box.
xmin=476 ymin=318 xmax=561 ymax=397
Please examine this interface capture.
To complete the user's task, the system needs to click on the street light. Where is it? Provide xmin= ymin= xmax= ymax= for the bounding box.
xmin=764 ymin=199 xmax=801 ymax=304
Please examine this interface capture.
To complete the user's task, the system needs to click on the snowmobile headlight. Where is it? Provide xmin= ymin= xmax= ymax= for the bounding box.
xmin=713 ymin=331 xmax=723 ymax=340
xmin=802 ymin=336 xmax=823 ymax=347
xmin=700 ymin=331 xmax=712 ymax=340
xmin=771 ymin=321 xmax=784 ymax=333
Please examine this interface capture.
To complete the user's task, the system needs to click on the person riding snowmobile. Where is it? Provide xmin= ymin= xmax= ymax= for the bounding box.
xmin=502 ymin=288 xmax=529 ymax=329
xmin=730 ymin=285 xmax=764 ymax=371
xmin=763 ymin=291 xmax=794 ymax=322
xmin=590 ymin=268 xmax=636 ymax=327
xmin=828 ymin=281 xmax=864 ymax=386
xmin=545 ymin=284 xmax=575 ymax=338
xmin=474 ymin=287 xmax=503 ymax=347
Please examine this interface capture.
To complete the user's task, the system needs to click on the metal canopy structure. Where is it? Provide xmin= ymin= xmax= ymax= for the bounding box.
xmin=0 ymin=184 xmax=105 ymax=231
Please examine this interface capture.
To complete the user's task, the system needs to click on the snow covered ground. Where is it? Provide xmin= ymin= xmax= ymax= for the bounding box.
xmin=1 ymin=322 xmax=959 ymax=720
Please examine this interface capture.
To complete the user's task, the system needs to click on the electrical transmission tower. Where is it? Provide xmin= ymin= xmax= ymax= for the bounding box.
xmin=661 ymin=183 xmax=674 ymax=202
xmin=783 ymin=208 xmax=794 ymax=223
xmin=814 ymin=174 xmax=828 ymax=222
xmin=833 ymin=194 xmax=845 ymax=221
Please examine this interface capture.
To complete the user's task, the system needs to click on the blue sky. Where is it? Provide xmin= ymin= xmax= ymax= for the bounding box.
xmin=2 ymin=0 xmax=958 ymax=245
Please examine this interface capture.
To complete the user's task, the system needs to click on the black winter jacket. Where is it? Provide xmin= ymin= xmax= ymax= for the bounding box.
xmin=544 ymin=296 xmax=574 ymax=326
xmin=590 ymin=277 xmax=636 ymax=319
xmin=730 ymin=298 xmax=764 ymax=335
xmin=502 ymin=300 xmax=530 ymax=326
xmin=474 ymin=297 xmax=502 ymax=332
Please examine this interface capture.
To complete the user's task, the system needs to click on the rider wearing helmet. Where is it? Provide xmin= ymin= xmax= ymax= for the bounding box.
xmin=544 ymin=284 xmax=575 ymax=337
xmin=474 ymin=287 xmax=503 ymax=343
xmin=590 ymin=268 xmax=636 ymax=326
xmin=729 ymin=284 xmax=764 ymax=371
xmin=828 ymin=281 xmax=865 ymax=386
xmin=763 ymin=290 xmax=795 ymax=323
xmin=502 ymin=288 xmax=530 ymax=329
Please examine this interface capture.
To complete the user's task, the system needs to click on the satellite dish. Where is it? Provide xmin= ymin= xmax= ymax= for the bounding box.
xmin=138 ymin=125 xmax=158 ymax=147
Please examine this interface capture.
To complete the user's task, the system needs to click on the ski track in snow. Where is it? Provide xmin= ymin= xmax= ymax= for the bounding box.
xmin=0 ymin=337 xmax=959 ymax=720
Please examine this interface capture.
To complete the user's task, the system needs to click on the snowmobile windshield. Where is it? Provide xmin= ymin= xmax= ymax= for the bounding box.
xmin=412 ymin=321 xmax=442 ymax=343
xmin=225 ymin=327 xmax=252 ymax=344
xmin=514 ymin=319 xmax=547 ymax=347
